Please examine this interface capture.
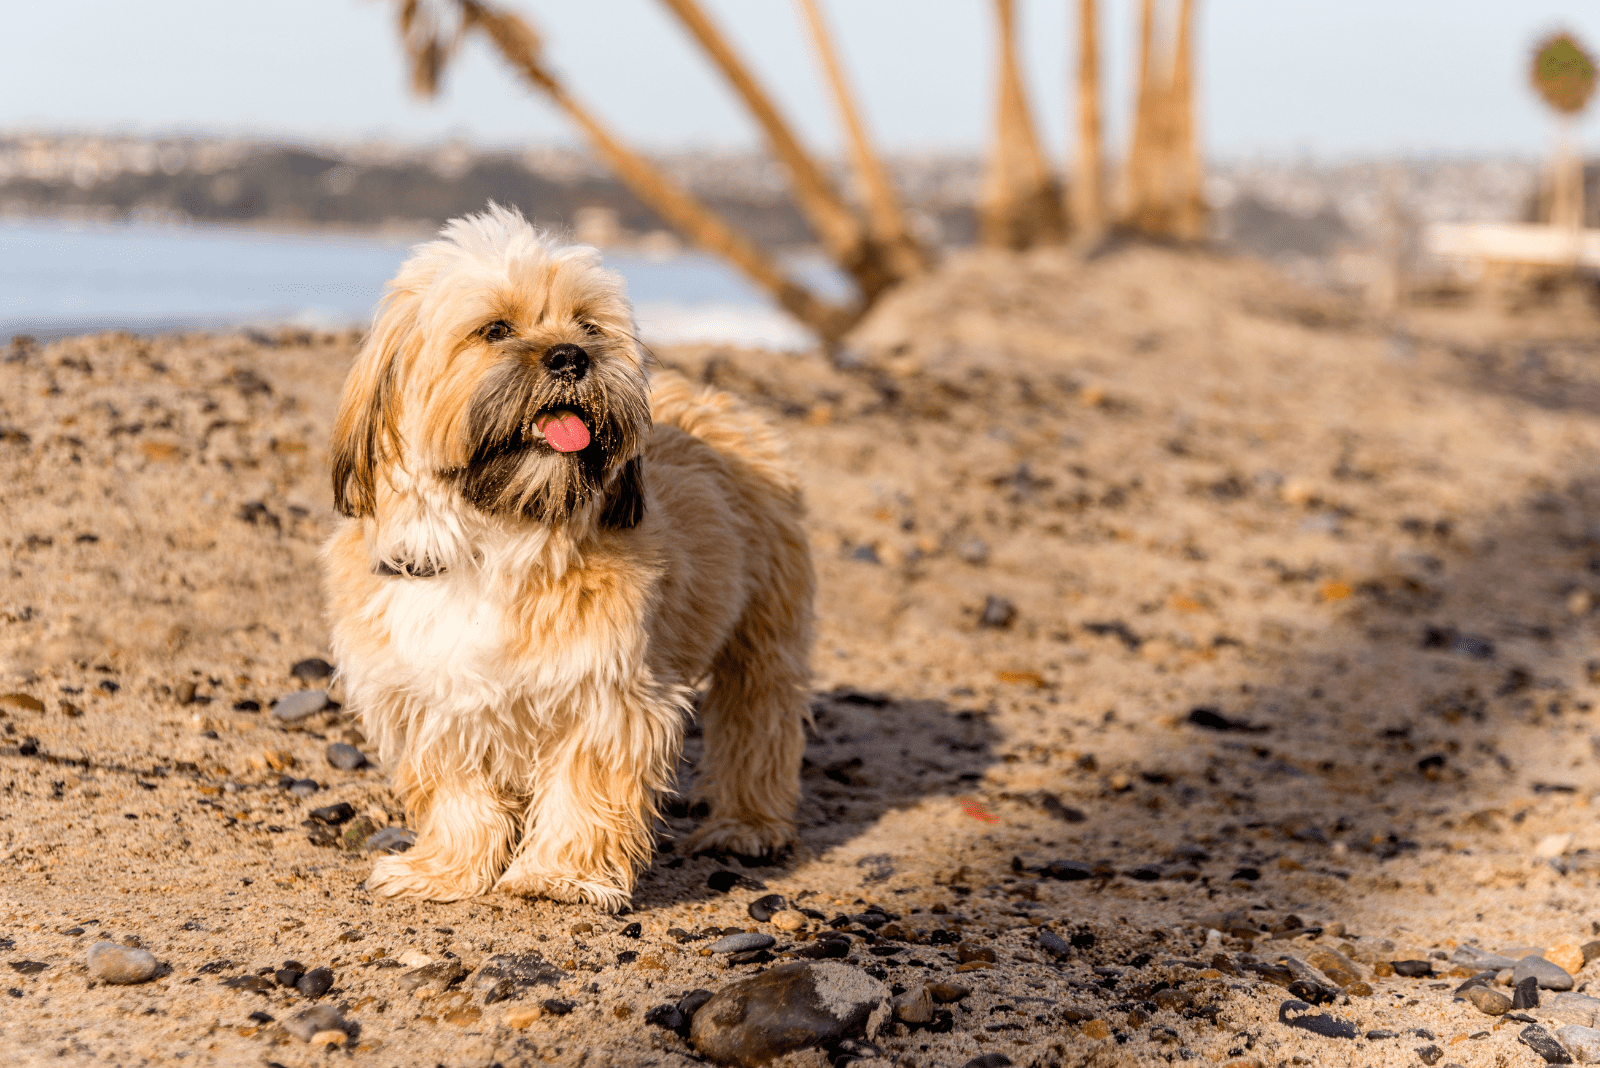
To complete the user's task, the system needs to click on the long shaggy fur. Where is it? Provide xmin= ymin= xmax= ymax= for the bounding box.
xmin=322 ymin=205 xmax=814 ymax=910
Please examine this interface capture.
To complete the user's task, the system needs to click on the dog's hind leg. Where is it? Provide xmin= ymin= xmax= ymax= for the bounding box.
xmin=367 ymin=763 xmax=517 ymax=902
xmin=686 ymin=577 xmax=810 ymax=859
xmin=496 ymin=697 xmax=679 ymax=912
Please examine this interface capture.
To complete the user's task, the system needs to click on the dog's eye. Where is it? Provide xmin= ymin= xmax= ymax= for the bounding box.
xmin=482 ymin=320 xmax=514 ymax=342
xmin=580 ymin=321 xmax=604 ymax=338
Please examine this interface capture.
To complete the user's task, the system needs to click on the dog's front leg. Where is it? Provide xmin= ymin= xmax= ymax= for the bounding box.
xmin=496 ymin=701 xmax=677 ymax=912
xmin=367 ymin=769 xmax=517 ymax=902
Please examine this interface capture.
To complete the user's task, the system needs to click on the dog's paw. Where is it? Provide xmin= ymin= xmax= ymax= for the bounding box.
xmin=366 ymin=854 xmax=492 ymax=902
xmin=686 ymin=815 xmax=793 ymax=862
xmin=495 ymin=866 xmax=631 ymax=913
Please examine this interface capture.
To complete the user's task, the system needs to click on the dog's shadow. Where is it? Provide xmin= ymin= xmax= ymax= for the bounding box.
xmin=631 ymin=686 xmax=1001 ymax=910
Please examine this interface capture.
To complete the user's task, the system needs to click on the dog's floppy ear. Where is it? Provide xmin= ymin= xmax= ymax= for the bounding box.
xmin=330 ymin=294 xmax=414 ymax=517
xmin=599 ymin=455 xmax=645 ymax=530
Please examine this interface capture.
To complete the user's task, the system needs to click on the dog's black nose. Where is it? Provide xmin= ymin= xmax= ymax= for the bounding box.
xmin=543 ymin=343 xmax=589 ymax=380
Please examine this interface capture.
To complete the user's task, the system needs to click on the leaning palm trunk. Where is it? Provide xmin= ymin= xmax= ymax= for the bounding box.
xmin=1071 ymin=0 xmax=1106 ymax=243
xmin=979 ymin=0 xmax=1068 ymax=250
xmin=794 ymin=0 xmax=932 ymax=278
xmin=401 ymin=1 xmax=857 ymax=341
xmin=658 ymin=0 xmax=905 ymax=300
xmin=1168 ymin=0 xmax=1205 ymax=239
xmin=1121 ymin=0 xmax=1167 ymax=233
xmin=1121 ymin=0 xmax=1205 ymax=239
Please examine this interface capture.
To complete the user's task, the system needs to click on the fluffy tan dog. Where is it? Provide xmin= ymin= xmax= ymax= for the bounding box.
xmin=322 ymin=205 xmax=813 ymax=910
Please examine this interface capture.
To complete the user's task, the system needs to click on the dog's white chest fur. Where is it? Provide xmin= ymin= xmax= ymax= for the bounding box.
xmin=369 ymin=570 xmax=515 ymax=712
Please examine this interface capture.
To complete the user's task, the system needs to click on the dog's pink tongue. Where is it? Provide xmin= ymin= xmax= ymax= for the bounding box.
xmin=538 ymin=410 xmax=590 ymax=453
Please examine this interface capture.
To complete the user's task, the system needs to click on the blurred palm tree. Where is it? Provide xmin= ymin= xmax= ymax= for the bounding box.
xmin=1530 ymin=31 xmax=1597 ymax=237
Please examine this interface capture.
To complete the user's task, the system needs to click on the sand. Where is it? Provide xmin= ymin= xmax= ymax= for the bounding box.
xmin=1 ymin=244 xmax=1599 ymax=1067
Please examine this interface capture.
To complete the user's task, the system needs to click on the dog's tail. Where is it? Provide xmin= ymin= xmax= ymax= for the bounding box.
xmin=647 ymin=370 xmax=802 ymax=502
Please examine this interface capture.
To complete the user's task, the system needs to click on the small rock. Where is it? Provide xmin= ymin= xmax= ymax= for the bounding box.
xmin=290 ymin=658 xmax=335 ymax=683
xmin=221 ymin=974 xmax=275 ymax=993
xmin=294 ymin=967 xmax=333 ymax=998
xmin=1521 ymin=1022 xmax=1576 ymax=1064
xmin=689 ymin=961 xmax=889 ymax=1066
xmin=956 ymin=942 xmax=997 ymax=964
xmin=1548 ymin=992 xmax=1600 ymax=1027
xmin=86 ymin=942 xmax=158 ymax=984
xmin=275 ymin=966 xmax=303 ymax=988
xmin=470 ymin=953 xmax=564 ymax=994
xmin=707 ymin=933 xmax=775 ymax=955
xmin=364 ymin=827 xmax=416 ymax=854
xmin=1464 ymin=985 xmax=1512 ymax=1015
xmin=927 ymin=982 xmax=971 ymax=1003
xmin=645 ymin=1003 xmax=688 ymax=1033
xmin=272 ymin=690 xmax=329 ymax=723
xmin=1555 ymin=1025 xmax=1600 ymax=1064
xmin=1391 ymin=960 xmax=1434 ymax=978
xmin=287 ymin=778 xmax=319 ymax=798
xmin=570 ymin=923 xmax=593 ymax=935
xmin=1514 ymin=977 xmax=1543 ymax=1009
xmin=309 ymin=1030 xmax=346 ymax=1048
xmin=399 ymin=960 xmax=465 ymax=996
xmin=747 ymin=894 xmax=788 ymax=922
xmin=396 ymin=949 xmax=432 ymax=969
xmin=1038 ymin=928 xmax=1071 ymax=959
xmin=892 ymin=985 xmax=933 ymax=1024
xmin=1041 ymin=859 xmax=1095 ymax=881
xmin=309 ymin=802 xmax=355 ymax=825
xmin=1277 ymin=998 xmax=1356 ymax=1040
xmin=325 ymin=743 xmax=367 ymax=770
xmin=957 ymin=538 xmax=991 ymax=566
xmin=1518 ymin=955 xmax=1576 ymax=991
xmin=770 ymin=910 xmax=806 ymax=932
xmin=282 ymin=1005 xmax=348 ymax=1042
xmin=1585 ymin=942 xmax=1600 ymax=965
xmin=1415 ymin=1045 xmax=1443 ymax=1066
xmin=0 ymin=693 xmax=44 ymax=713
xmin=978 ymin=596 xmax=1017 ymax=629
xmin=1549 ymin=944 xmax=1586 ymax=977
xmin=707 ymin=870 xmax=741 ymax=893
xmin=505 ymin=1006 xmax=543 ymax=1028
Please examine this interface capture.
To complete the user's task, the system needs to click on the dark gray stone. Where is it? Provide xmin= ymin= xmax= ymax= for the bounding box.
xmin=1415 ymin=1045 xmax=1442 ymax=1066
xmin=468 ymin=953 xmax=563 ymax=995
xmin=221 ymin=974 xmax=275 ymax=993
xmin=287 ymin=779 xmax=320 ymax=798
xmin=1038 ymin=928 xmax=1070 ymax=959
xmin=978 ymin=596 xmax=1017 ymax=629
xmin=1391 ymin=959 xmax=1433 ymax=977
xmin=272 ymin=690 xmax=328 ymax=723
xmin=1555 ymin=1024 xmax=1600 ymax=1064
xmin=689 ymin=961 xmax=889 ymax=1067
xmin=398 ymin=960 xmax=464 ymax=996
xmin=296 ymin=967 xmax=333 ymax=998
xmin=1517 ymin=955 xmax=1577 ymax=991
xmin=708 ymin=933 xmax=776 ymax=954
xmin=1520 ymin=1022 xmax=1575 ymax=1064
xmin=746 ymin=894 xmax=787 ymax=922
xmin=290 ymin=658 xmax=335 ymax=683
xmin=364 ymin=827 xmax=416 ymax=854
xmin=1452 ymin=945 xmax=1520 ymax=972
xmin=1515 ymin=976 xmax=1544 ymax=1009
xmin=282 ymin=1004 xmax=348 ymax=1042
xmin=86 ymin=942 xmax=158 ymax=984
xmin=325 ymin=743 xmax=367 ymax=770
xmin=1278 ymin=998 xmax=1356 ymax=1040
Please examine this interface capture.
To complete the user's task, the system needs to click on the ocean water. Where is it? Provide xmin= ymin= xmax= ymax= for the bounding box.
xmin=0 ymin=218 xmax=841 ymax=349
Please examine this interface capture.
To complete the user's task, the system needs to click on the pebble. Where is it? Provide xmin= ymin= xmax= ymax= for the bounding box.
xmin=297 ymin=967 xmax=334 ymax=998
xmin=957 ymin=538 xmax=990 ymax=565
xmin=309 ymin=802 xmax=355 ymax=825
xmin=365 ymin=827 xmax=416 ymax=854
xmin=927 ymin=982 xmax=971 ymax=1003
xmin=1555 ymin=1025 xmax=1600 ymax=1064
xmin=1521 ymin=1022 xmax=1575 ymax=1064
xmin=325 ymin=743 xmax=367 ymax=770
xmin=689 ymin=961 xmax=888 ymax=1066
xmin=1549 ymin=944 xmax=1586 ymax=977
xmin=0 ymin=693 xmax=45 ymax=713
xmin=1514 ymin=977 xmax=1544 ymax=1009
xmin=708 ymin=933 xmax=775 ymax=954
xmin=1548 ymin=993 xmax=1600 ymax=1028
xmin=396 ymin=949 xmax=432 ymax=969
xmin=746 ymin=894 xmax=788 ymax=922
xmin=1038 ymin=928 xmax=1070 ymax=959
xmin=1277 ymin=998 xmax=1356 ymax=1040
xmin=1464 ymin=985 xmax=1512 ymax=1015
xmin=282 ymin=1005 xmax=349 ymax=1043
xmin=1518 ymin=955 xmax=1577 ymax=991
xmin=1454 ymin=945 xmax=1520 ymax=971
xmin=399 ymin=960 xmax=465 ymax=996
xmin=978 ymin=595 xmax=1017 ymax=629
xmin=469 ymin=953 xmax=565 ymax=995
xmin=86 ymin=942 xmax=158 ymax=984
xmin=290 ymin=658 xmax=335 ymax=683
xmin=892 ymin=985 xmax=933 ymax=1024
xmin=271 ymin=690 xmax=329 ymax=723
xmin=770 ymin=910 xmax=806 ymax=932
xmin=287 ymin=779 xmax=320 ymax=799
xmin=1391 ymin=959 xmax=1433 ymax=977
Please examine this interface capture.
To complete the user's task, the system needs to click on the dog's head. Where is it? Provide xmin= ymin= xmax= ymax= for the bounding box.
xmin=331 ymin=205 xmax=649 ymax=538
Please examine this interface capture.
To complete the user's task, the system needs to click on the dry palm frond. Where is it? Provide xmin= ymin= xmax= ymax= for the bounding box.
xmin=394 ymin=0 xmax=857 ymax=341
xmin=979 ymin=0 xmax=1068 ymax=250
xmin=794 ymin=0 xmax=931 ymax=278
xmin=1071 ymin=0 xmax=1106 ymax=243
xmin=657 ymin=0 xmax=907 ymax=300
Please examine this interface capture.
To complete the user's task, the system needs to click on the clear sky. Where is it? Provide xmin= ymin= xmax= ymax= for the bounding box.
xmin=4 ymin=1 xmax=1599 ymax=160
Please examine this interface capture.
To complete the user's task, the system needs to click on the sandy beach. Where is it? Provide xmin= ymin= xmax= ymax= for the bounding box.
xmin=3 ymin=243 xmax=1600 ymax=1067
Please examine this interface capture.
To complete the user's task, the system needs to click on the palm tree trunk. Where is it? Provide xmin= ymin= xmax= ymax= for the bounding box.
xmin=464 ymin=2 xmax=857 ymax=340
xmin=980 ymin=0 xmax=1068 ymax=250
xmin=657 ymin=0 xmax=904 ymax=299
xmin=1122 ymin=0 xmax=1163 ymax=232
xmin=794 ymin=0 xmax=932 ymax=278
xmin=1169 ymin=0 xmax=1205 ymax=240
xmin=1071 ymin=0 xmax=1106 ymax=243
